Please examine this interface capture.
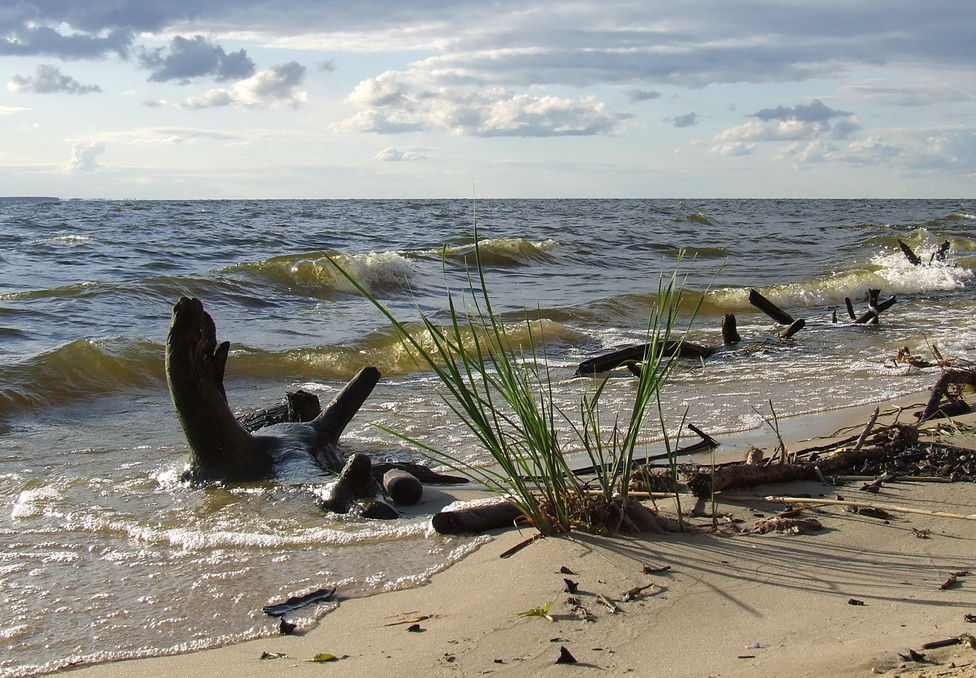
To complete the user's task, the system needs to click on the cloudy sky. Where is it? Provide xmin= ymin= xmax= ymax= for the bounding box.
xmin=2 ymin=1 xmax=974 ymax=199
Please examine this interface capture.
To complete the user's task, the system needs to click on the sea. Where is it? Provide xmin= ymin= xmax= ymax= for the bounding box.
xmin=2 ymin=198 xmax=975 ymax=676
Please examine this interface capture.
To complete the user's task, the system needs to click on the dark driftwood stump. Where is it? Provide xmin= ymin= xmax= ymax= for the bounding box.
xmin=165 ymin=296 xmax=380 ymax=482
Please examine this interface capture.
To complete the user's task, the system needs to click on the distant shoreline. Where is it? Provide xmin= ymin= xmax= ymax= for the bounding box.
xmin=0 ymin=196 xmax=59 ymax=202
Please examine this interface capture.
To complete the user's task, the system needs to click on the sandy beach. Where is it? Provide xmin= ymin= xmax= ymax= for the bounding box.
xmin=61 ymin=397 xmax=976 ymax=678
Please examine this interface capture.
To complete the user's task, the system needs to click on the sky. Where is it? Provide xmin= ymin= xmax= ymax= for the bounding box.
xmin=1 ymin=1 xmax=974 ymax=199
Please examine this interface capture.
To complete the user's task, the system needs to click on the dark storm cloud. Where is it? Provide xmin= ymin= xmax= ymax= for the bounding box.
xmin=669 ymin=112 xmax=700 ymax=128
xmin=138 ymin=36 xmax=256 ymax=83
xmin=751 ymin=99 xmax=853 ymax=123
xmin=626 ymin=89 xmax=661 ymax=103
xmin=2 ymin=1 xmax=973 ymax=80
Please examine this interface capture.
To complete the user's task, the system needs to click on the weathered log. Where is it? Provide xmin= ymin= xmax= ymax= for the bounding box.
xmin=574 ymin=340 xmax=714 ymax=376
xmin=851 ymin=289 xmax=897 ymax=325
xmin=920 ymin=368 xmax=976 ymax=421
xmin=684 ymin=424 xmax=918 ymax=498
xmin=431 ymin=501 xmax=524 ymax=534
xmin=239 ymin=390 xmax=322 ymax=432
xmin=319 ymin=453 xmax=398 ymax=519
xmin=779 ymin=318 xmax=806 ymax=339
xmin=748 ymin=289 xmax=794 ymax=325
xmin=898 ymin=239 xmax=922 ymax=266
xmin=932 ymin=240 xmax=951 ymax=263
xmin=371 ymin=462 xmax=468 ymax=485
xmin=166 ymin=296 xmax=380 ymax=481
xmin=722 ymin=314 xmax=741 ymax=345
xmin=383 ymin=469 xmax=423 ymax=505
xmin=844 ymin=297 xmax=856 ymax=320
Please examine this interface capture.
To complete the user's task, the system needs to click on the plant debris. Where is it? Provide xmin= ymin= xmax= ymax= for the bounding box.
xmin=622 ymin=583 xmax=659 ymax=601
xmin=897 ymin=649 xmax=926 ymax=662
xmin=518 ymin=601 xmax=554 ymax=621
xmin=263 ymin=587 xmax=336 ymax=617
xmin=750 ymin=516 xmax=823 ymax=534
xmin=310 ymin=653 xmax=339 ymax=663
xmin=597 ymin=594 xmax=620 ymax=614
xmin=941 ymin=574 xmax=960 ymax=590
xmin=384 ymin=615 xmax=431 ymax=627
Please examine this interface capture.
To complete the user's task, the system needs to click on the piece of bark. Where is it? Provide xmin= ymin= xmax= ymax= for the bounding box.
xmin=431 ymin=501 xmax=524 ymax=534
xmin=748 ymin=289 xmax=794 ymax=325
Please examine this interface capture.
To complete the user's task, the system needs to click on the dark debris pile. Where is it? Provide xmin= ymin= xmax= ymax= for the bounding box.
xmin=851 ymin=441 xmax=976 ymax=481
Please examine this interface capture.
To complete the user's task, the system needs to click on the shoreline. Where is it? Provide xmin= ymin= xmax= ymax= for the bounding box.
xmin=60 ymin=393 xmax=976 ymax=678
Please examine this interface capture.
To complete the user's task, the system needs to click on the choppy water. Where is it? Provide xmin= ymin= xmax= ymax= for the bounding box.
xmin=2 ymin=198 xmax=975 ymax=676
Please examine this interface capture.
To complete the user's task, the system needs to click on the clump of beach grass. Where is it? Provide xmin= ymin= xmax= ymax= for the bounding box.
xmin=329 ymin=228 xmax=698 ymax=537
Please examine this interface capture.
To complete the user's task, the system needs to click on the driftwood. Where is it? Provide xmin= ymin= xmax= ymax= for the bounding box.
xmin=898 ymin=240 xmax=923 ymax=266
xmin=166 ymin=296 xmax=379 ymax=481
xmin=319 ymin=453 xmax=398 ymax=519
xmin=920 ymin=368 xmax=976 ymax=421
xmin=722 ymin=314 xmax=741 ymax=345
xmin=749 ymin=289 xmax=795 ymax=325
xmin=779 ymin=318 xmax=806 ymax=339
xmin=239 ymin=390 xmax=323 ymax=431
xmin=432 ymin=501 xmax=524 ymax=534
xmin=574 ymin=340 xmax=714 ymax=376
xmin=684 ymin=423 xmax=919 ymax=498
xmin=382 ymin=469 xmax=423 ymax=506
xmin=899 ymin=239 xmax=951 ymax=266
xmin=851 ymin=289 xmax=897 ymax=325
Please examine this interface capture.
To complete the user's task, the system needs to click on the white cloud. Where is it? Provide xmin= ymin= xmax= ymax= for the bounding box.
xmin=710 ymin=99 xmax=863 ymax=158
xmin=64 ymin=141 xmax=106 ymax=173
xmin=375 ymin=148 xmax=427 ymax=161
xmin=154 ymin=62 xmax=307 ymax=109
xmin=9 ymin=64 xmax=102 ymax=94
xmin=709 ymin=142 xmax=757 ymax=157
xmin=337 ymin=70 xmax=630 ymax=137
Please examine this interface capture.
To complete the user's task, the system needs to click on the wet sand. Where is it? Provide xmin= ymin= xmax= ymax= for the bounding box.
xmin=61 ymin=397 xmax=976 ymax=678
